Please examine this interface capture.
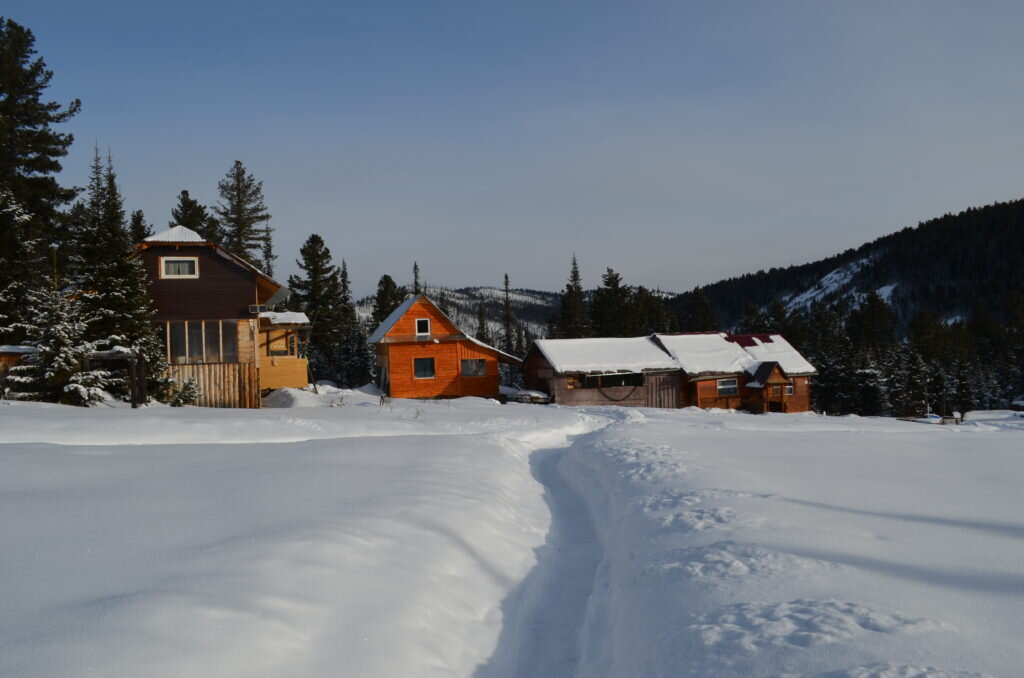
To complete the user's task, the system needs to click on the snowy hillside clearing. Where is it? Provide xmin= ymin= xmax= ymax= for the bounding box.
xmin=1 ymin=393 xmax=1022 ymax=677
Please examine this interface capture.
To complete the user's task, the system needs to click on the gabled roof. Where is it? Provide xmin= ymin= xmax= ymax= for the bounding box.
xmin=531 ymin=337 xmax=678 ymax=374
xmin=144 ymin=225 xmax=205 ymax=243
xmin=139 ymin=226 xmax=290 ymax=306
xmin=652 ymin=332 xmax=758 ymax=377
xmin=367 ymin=294 xmax=521 ymax=364
xmin=747 ymin=361 xmax=790 ymax=387
xmin=727 ymin=334 xmax=817 ymax=376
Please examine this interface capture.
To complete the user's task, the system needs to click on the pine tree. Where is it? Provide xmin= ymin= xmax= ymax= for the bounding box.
xmin=2 ymin=283 xmax=111 ymax=406
xmin=554 ymin=255 xmax=589 ymax=338
xmin=128 ymin=209 xmax=153 ymax=242
xmin=170 ymin=190 xmax=222 ymax=242
xmin=214 ymin=160 xmax=272 ymax=265
xmin=0 ymin=18 xmax=81 ymax=293
xmin=371 ymin=274 xmax=406 ymax=327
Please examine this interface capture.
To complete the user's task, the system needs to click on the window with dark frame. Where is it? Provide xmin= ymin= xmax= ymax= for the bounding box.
xmin=461 ymin=359 xmax=487 ymax=377
xmin=716 ymin=377 xmax=739 ymax=396
xmin=574 ymin=372 xmax=645 ymax=389
xmin=414 ymin=357 xmax=435 ymax=378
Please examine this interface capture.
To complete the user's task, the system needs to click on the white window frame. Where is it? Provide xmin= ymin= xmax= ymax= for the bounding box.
xmin=785 ymin=384 xmax=795 ymax=396
xmin=160 ymin=256 xmax=200 ymax=279
xmin=716 ymin=377 xmax=739 ymax=396
xmin=415 ymin=318 xmax=430 ymax=337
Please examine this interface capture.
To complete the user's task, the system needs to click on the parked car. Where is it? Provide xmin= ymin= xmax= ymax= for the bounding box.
xmin=510 ymin=389 xmax=552 ymax=404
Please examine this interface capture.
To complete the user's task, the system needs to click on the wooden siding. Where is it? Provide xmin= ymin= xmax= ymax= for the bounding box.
xmin=260 ymin=358 xmax=309 ymax=390
xmin=168 ymin=363 xmax=259 ymax=408
xmin=385 ymin=339 xmax=500 ymax=399
xmin=545 ymin=371 xmax=679 ymax=408
xmin=141 ymin=245 xmax=263 ymax=321
xmin=382 ymin=297 xmax=462 ymax=341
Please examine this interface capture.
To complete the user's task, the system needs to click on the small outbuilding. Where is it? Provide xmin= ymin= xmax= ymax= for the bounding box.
xmin=368 ymin=294 xmax=520 ymax=399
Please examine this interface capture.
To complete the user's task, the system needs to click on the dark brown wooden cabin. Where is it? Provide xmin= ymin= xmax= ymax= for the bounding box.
xmin=522 ymin=337 xmax=682 ymax=408
xmin=369 ymin=294 xmax=520 ymax=400
xmin=138 ymin=225 xmax=310 ymax=407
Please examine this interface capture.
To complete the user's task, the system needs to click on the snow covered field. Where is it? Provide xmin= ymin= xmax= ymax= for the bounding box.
xmin=1 ymin=392 xmax=1021 ymax=677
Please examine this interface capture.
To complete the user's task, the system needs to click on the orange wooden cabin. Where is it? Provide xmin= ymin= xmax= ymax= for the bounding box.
xmin=368 ymin=294 xmax=520 ymax=399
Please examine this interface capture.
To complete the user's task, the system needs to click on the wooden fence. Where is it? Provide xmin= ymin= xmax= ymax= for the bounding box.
xmin=167 ymin=363 xmax=260 ymax=408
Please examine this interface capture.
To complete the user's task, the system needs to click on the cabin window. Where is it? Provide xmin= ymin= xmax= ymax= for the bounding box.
xmin=716 ymin=378 xmax=738 ymax=396
xmin=572 ymin=373 xmax=645 ymax=389
xmin=414 ymin=357 xmax=435 ymax=379
xmin=461 ymin=359 xmax=487 ymax=377
xmin=163 ymin=320 xmax=239 ymax=364
xmin=160 ymin=256 xmax=199 ymax=279
xmin=266 ymin=330 xmax=297 ymax=357
xmin=785 ymin=384 xmax=794 ymax=396
xmin=416 ymin=318 xmax=430 ymax=337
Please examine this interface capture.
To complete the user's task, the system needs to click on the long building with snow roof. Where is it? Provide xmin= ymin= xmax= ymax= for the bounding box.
xmin=522 ymin=332 xmax=816 ymax=412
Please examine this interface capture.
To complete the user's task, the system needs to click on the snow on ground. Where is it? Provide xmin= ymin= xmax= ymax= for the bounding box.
xmin=559 ymin=408 xmax=1024 ymax=677
xmin=1 ymin=394 xmax=1022 ymax=677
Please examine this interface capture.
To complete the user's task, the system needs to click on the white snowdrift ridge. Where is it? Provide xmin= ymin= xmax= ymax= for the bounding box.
xmin=1 ymin=392 xmax=1022 ymax=677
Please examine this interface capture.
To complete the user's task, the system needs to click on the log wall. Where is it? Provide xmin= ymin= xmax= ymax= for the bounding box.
xmin=386 ymin=339 xmax=500 ymax=399
xmin=167 ymin=363 xmax=259 ymax=408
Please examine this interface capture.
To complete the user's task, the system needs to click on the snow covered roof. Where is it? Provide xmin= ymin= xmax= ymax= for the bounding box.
xmin=652 ymin=333 xmax=758 ymax=376
xmin=532 ymin=337 xmax=678 ymax=374
xmin=259 ymin=311 xmax=310 ymax=326
xmin=727 ymin=334 xmax=817 ymax=376
xmin=367 ymin=296 xmax=420 ymax=344
xmin=144 ymin=225 xmax=205 ymax=243
xmin=0 ymin=344 xmax=36 ymax=354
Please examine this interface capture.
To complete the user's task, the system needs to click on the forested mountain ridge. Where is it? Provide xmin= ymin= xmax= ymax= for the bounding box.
xmin=673 ymin=199 xmax=1024 ymax=330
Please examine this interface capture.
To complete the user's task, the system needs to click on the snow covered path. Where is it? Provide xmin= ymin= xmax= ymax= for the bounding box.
xmin=2 ymin=394 xmax=1023 ymax=677
xmin=474 ymin=442 xmax=606 ymax=677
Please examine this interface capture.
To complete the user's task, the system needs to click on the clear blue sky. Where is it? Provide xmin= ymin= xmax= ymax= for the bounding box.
xmin=11 ymin=1 xmax=1024 ymax=298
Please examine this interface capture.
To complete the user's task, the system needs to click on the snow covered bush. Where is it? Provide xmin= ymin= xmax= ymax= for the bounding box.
xmin=169 ymin=377 xmax=201 ymax=407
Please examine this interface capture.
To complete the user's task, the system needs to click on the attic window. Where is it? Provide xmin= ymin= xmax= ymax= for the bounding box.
xmin=161 ymin=256 xmax=199 ymax=279
xmin=415 ymin=318 xmax=430 ymax=337
xmin=717 ymin=378 xmax=738 ymax=396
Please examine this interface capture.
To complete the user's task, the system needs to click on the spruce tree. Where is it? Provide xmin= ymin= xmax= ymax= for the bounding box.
xmin=170 ymin=190 xmax=222 ymax=243
xmin=214 ymin=160 xmax=272 ymax=265
xmin=683 ymin=287 xmax=720 ymax=332
xmin=69 ymin=149 xmax=169 ymax=400
xmin=128 ymin=209 xmax=153 ymax=242
xmin=476 ymin=302 xmax=493 ymax=344
xmin=337 ymin=259 xmax=371 ymax=386
xmin=288 ymin=234 xmax=346 ymax=384
xmin=261 ymin=220 xmax=277 ymax=276
xmin=2 ymin=282 xmax=111 ymax=406
xmin=371 ymin=274 xmax=406 ymax=327
xmin=500 ymin=273 xmax=516 ymax=354
xmin=0 ymin=18 xmax=81 ymax=293
xmin=590 ymin=268 xmax=631 ymax=337
xmin=555 ymin=255 xmax=590 ymax=338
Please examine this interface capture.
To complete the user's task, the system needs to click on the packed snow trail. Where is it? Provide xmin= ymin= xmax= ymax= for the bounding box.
xmin=473 ymin=444 xmax=605 ymax=677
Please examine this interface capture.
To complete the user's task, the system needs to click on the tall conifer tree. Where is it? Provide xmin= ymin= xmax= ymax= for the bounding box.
xmin=170 ymin=190 xmax=221 ymax=242
xmin=214 ymin=160 xmax=272 ymax=265
xmin=0 ymin=18 xmax=81 ymax=292
xmin=554 ymin=255 xmax=590 ymax=338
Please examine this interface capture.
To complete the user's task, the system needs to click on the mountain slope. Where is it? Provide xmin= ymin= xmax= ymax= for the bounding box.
xmin=676 ymin=199 xmax=1024 ymax=329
